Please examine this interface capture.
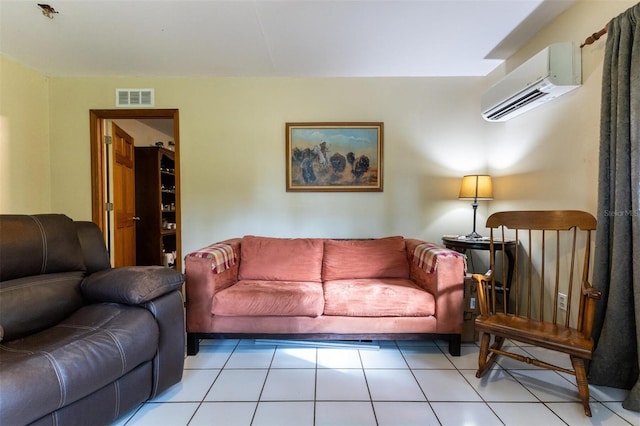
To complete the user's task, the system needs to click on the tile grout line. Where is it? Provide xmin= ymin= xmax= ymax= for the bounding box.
xmin=401 ymin=340 xmax=445 ymax=426
xmin=189 ymin=338 xmax=241 ymax=425
xmin=249 ymin=342 xmax=277 ymax=425
xmin=449 ymin=340 xmax=499 ymax=420
xmin=357 ymin=345 xmax=379 ymax=426
xmin=119 ymin=339 xmax=638 ymax=426
xmin=313 ymin=346 xmax=318 ymax=426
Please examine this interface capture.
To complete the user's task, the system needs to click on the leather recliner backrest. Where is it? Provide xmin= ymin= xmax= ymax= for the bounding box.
xmin=74 ymin=221 xmax=111 ymax=274
xmin=0 ymin=214 xmax=86 ymax=282
xmin=0 ymin=214 xmax=91 ymax=341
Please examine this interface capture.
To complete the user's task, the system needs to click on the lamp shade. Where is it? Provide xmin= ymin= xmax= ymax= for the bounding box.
xmin=458 ymin=175 xmax=493 ymax=200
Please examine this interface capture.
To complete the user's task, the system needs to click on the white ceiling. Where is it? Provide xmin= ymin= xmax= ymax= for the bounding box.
xmin=0 ymin=0 xmax=575 ymax=78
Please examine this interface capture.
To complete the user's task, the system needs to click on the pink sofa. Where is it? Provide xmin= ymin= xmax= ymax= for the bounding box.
xmin=185 ymin=235 xmax=466 ymax=355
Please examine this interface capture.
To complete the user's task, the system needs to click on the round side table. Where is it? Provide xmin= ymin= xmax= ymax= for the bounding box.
xmin=441 ymin=236 xmax=517 ymax=295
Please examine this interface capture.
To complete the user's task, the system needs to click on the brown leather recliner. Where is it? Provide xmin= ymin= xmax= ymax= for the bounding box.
xmin=0 ymin=214 xmax=185 ymax=425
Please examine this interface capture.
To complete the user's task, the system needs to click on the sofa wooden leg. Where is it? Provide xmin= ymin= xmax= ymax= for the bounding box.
xmin=187 ymin=333 xmax=200 ymax=356
xmin=448 ymin=334 xmax=461 ymax=356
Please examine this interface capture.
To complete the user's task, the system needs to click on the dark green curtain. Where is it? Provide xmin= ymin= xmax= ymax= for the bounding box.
xmin=589 ymin=2 xmax=640 ymax=412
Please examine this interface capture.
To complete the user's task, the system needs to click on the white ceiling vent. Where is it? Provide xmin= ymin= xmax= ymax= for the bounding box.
xmin=116 ymin=88 xmax=155 ymax=107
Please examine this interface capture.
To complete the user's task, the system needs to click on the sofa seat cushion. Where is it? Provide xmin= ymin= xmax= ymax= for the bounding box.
xmin=212 ymin=280 xmax=324 ymax=317
xmin=322 ymin=237 xmax=410 ymax=280
xmin=238 ymin=236 xmax=324 ymax=282
xmin=0 ymin=303 xmax=159 ymax=425
xmin=323 ymin=278 xmax=435 ymax=317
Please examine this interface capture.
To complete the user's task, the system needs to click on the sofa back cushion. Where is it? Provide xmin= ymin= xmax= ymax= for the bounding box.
xmin=0 ymin=214 xmax=89 ymax=341
xmin=238 ymin=236 xmax=324 ymax=282
xmin=322 ymin=236 xmax=410 ymax=280
xmin=74 ymin=221 xmax=111 ymax=274
xmin=0 ymin=214 xmax=86 ymax=282
xmin=0 ymin=272 xmax=85 ymax=341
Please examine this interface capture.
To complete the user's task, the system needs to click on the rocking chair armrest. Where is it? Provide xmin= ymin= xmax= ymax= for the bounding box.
xmin=582 ymin=281 xmax=602 ymax=300
xmin=579 ymin=280 xmax=601 ymax=339
xmin=472 ymin=270 xmax=494 ymax=284
xmin=471 ymin=270 xmax=493 ymax=316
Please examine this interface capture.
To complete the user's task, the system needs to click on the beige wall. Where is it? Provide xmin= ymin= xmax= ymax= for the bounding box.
xmin=2 ymin=0 xmax=635 ymax=259
xmin=486 ymin=0 xmax=635 ymax=215
xmin=113 ymin=119 xmax=174 ymax=147
xmin=0 ymin=55 xmax=51 ymax=213
xmin=48 ymin=76 xmax=487 ymax=254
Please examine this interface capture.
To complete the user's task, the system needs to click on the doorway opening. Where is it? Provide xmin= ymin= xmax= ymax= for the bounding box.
xmin=89 ymin=109 xmax=181 ymax=271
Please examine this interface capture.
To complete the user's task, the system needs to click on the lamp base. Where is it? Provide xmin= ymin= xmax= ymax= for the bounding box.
xmin=465 ymin=231 xmax=484 ymax=239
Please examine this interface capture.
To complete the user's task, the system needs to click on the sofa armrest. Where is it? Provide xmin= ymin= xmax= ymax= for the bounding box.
xmin=81 ymin=266 xmax=185 ymax=396
xmin=405 ymin=239 xmax=465 ymax=334
xmin=81 ymin=266 xmax=185 ymax=305
xmin=184 ymin=239 xmax=241 ymax=333
xmin=145 ymin=291 xmax=185 ymax=397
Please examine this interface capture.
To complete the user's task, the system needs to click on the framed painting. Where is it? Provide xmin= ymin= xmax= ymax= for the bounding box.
xmin=286 ymin=122 xmax=384 ymax=192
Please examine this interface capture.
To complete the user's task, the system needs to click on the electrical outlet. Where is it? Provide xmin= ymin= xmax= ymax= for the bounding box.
xmin=558 ymin=293 xmax=568 ymax=311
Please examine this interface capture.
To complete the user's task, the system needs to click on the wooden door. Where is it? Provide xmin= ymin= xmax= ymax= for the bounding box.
xmin=112 ymin=123 xmax=137 ymax=266
xmin=90 ymin=109 xmax=181 ymax=271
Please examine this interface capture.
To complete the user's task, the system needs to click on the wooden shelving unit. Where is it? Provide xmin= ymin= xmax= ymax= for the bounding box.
xmin=135 ymin=146 xmax=180 ymax=269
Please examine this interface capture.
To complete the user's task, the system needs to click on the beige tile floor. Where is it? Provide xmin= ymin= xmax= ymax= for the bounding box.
xmin=113 ymin=339 xmax=639 ymax=426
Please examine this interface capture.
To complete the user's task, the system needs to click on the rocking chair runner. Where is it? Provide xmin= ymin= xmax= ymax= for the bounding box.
xmin=472 ymin=210 xmax=601 ymax=417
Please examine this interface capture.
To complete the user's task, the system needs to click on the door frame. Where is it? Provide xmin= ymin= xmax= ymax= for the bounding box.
xmin=89 ymin=108 xmax=181 ymax=268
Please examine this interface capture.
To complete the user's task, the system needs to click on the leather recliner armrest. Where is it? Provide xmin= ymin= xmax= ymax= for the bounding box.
xmin=81 ymin=266 xmax=185 ymax=305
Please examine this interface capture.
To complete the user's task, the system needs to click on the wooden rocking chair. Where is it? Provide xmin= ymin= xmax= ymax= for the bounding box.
xmin=472 ymin=210 xmax=601 ymax=416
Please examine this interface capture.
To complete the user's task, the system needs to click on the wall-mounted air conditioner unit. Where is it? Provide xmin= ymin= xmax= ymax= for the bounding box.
xmin=481 ymin=42 xmax=581 ymax=122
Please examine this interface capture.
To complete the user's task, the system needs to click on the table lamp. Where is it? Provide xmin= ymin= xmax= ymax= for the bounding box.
xmin=459 ymin=175 xmax=493 ymax=239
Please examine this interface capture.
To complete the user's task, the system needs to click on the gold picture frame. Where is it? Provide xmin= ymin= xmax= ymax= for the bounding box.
xmin=286 ymin=122 xmax=384 ymax=192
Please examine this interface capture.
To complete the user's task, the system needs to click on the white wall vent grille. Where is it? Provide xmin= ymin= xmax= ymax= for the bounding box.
xmin=115 ymin=89 xmax=155 ymax=107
